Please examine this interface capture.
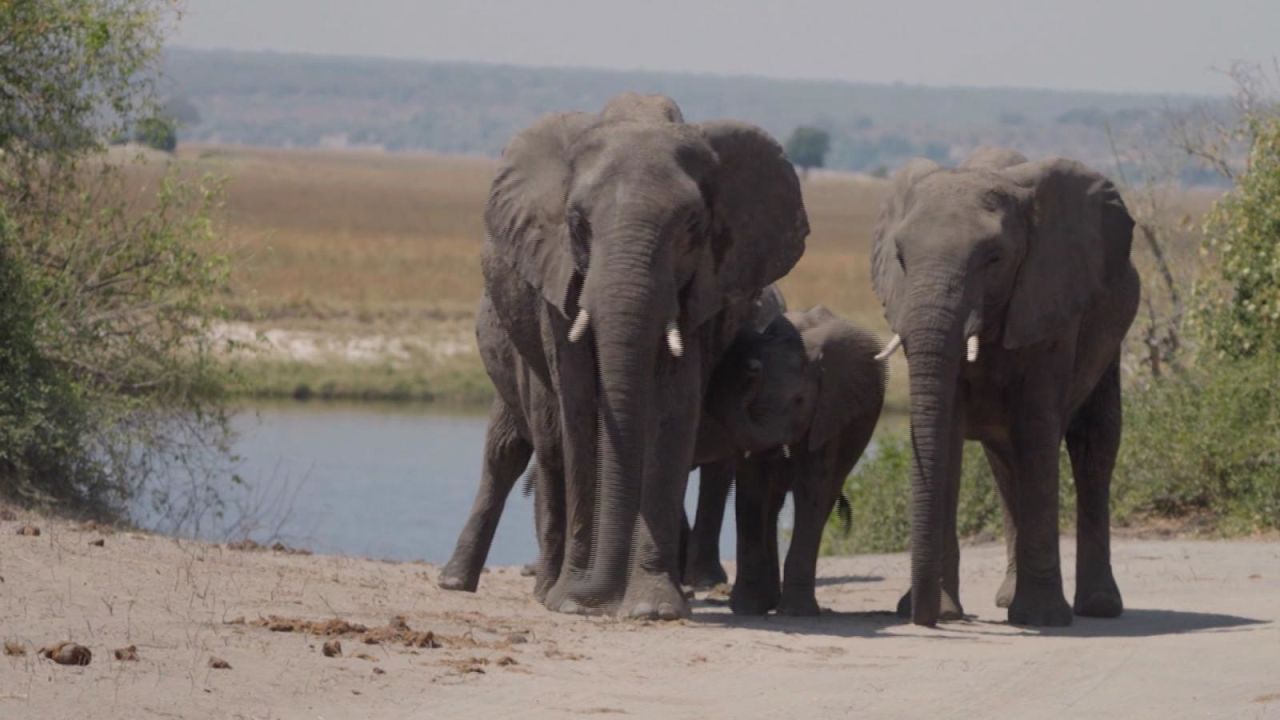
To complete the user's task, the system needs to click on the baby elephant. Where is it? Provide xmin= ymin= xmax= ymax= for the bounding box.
xmin=705 ymin=306 xmax=885 ymax=616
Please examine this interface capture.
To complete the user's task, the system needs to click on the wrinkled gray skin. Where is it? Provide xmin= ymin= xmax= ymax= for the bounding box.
xmin=872 ymin=147 xmax=1139 ymax=627
xmin=704 ymin=307 xmax=886 ymax=615
xmin=470 ymin=93 xmax=807 ymax=619
xmin=438 ymin=286 xmax=786 ymax=598
xmin=681 ymin=286 xmax=787 ymax=590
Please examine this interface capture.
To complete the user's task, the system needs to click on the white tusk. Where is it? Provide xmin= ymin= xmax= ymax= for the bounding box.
xmin=568 ymin=309 xmax=590 ymax=343
xmin=666 ymin=320 xmax=684 ymax=358
xmin=874 ymin=334 xmax=902 ymax=361
xmin=743 ymin=450 xmax=751 ymax=459
xmin=966 ymin=334 xmax=980 ymax=363
xmin=782 ymin=444 xmax=792 ymax=459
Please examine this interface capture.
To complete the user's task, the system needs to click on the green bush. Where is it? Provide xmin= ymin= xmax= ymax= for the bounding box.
xmin=1 ymin=0 xmax=232 ymax=520
xmin=1113 ymin=356 xmax=1280 ymax=532
xmin=1196 ymin=117 xmax=1280 ymax=359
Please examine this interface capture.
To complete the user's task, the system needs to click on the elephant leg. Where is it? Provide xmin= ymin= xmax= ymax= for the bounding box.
xmin=684 ymin=461 xmax=732 ymax=589
xmin=730 ymin=459 xmax=781 ymax=615
xmin=779 ymin=457 xmax=833 ymax=616
xmin=1007 ymin=411 xmax=1072 ymax=627
xmin=620 ymin=357 xmax=702 ymax=620
xmin=983 ymin=440 xmax=1019 ymax=609
xmin=1067 ymin=360 xmax=1124 ymax=618
xmin=542 ymin=344 xmax=598 ymax=614
xmin=439 ymin=399 xmax=533 ymax=591
xmin=531 ymin=448 xmax=567 ymax=603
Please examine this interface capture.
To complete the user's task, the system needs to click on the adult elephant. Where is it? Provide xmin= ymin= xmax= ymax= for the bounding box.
xmin=483 ymin=93 xmax=807 ymax=619
xmin=871 ymin=148 xmax=1138 ymax=627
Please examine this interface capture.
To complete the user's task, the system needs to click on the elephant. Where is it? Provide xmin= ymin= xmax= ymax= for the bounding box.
xmin=870 ymin=147 xmax=1139 ymax=627
xmin=682 ymin=286 xmax=787 ymax=591
xmin=697 ymin=307 xmax=885 ymax=615
xmin=472 ymin=93 xmax=807 ymax=619
xmin=438 ymin=286 xmax=787 ymax=598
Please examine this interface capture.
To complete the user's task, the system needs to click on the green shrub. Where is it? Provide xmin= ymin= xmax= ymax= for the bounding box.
xmin=1 ymin=0 xmax=232 ymax=521
xmin=1196 ymin=117 xmax=1280 ymax=360
xmin=1113 ymin=356 xmax=1280 ymax=532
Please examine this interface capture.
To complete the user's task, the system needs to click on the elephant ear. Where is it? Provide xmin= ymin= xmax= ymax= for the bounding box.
xmin=801 ymin=310 xmax=887 ymax=452
xmin=1001 ymin=158 xmax=1134 ymax=349
xmin=484 ymin=111 xmax=595 ymax=318
xmin=690 ymin=121 xmax=808 ymax=328
xmin=871 ymin=158 xmax=941 ymax=334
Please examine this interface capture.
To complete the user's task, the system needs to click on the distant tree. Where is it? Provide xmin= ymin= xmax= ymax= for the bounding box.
xmin=161 ymin=95 xmax=202 ymax=127
xmin=785 ymin=126 xmax=831 ymax=177
xmin=133 ymin=115 xmax=178 ymax=152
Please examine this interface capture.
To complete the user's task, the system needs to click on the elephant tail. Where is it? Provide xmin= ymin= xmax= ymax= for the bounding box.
xmin=836 ymin=492 xmax=853 ymax=536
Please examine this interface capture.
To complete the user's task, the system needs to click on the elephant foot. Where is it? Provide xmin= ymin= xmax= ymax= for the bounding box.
xmin=542 ymin=570 xmax=593 ymax=613
xmin=1074 ymin=575 xmax=1123 ymax=618
xmin=895 ymin=589 xmax=964 ymax=621
xmin=1008 ymin=581 xmax=1073 ymax=627
xmin=995 ymin=570 xmax=1016 ymax=609
xmin=621 ymin=572 xmax=690 ymax=621
xmin=778 ymin=586 xmax=820 ymax=617
xmin=730 ymin=579 xmax=780 ymax=616
xmin=437 ymin=561 xmax=479 ymax=592
xmin=682 ymin=559 xmax=729 ymax=591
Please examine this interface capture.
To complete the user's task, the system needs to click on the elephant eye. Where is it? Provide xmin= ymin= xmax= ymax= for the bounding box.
xmin=985 ymin=252 xmax=1001 ymax=267
xmin=568 ymin=210 xmax=591 ymax=270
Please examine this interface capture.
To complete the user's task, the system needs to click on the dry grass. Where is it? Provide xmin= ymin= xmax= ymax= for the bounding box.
xmin=122 ymin=145 xmax=1210 ymax=407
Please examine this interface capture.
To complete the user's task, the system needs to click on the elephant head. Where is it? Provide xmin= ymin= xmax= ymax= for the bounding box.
xmin=870 ymin=150 xmax=1134 ymax=625
xmin=707 ymin=307 xmax=881 ymax=457
xmin=483 ymin=93 xmax=807 ymax=607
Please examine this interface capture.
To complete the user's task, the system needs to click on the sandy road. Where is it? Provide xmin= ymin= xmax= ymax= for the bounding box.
xmin=1 ymin=510 xmax=1277 ymax=719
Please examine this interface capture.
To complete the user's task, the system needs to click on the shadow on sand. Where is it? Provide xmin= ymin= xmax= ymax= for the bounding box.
xmin=689 ymin=605 xmax=1267 ymax=640
xmin=814 ymin=574 xmax=884 ymax=587
xmin=1034 ymin=608 xmax=1268 ymax=638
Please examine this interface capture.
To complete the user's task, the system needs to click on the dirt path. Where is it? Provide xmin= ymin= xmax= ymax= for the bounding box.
xmin=2 ymin=511 xmax=1277 ymax=719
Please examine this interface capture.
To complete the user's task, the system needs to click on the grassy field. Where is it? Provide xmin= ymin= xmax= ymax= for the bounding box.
xmin=126 ymin=144 xmax=1213 ymax=409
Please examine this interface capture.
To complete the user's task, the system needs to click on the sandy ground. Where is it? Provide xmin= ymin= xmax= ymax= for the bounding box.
xmin=2 ymin=511 xmax=1277 ymax=720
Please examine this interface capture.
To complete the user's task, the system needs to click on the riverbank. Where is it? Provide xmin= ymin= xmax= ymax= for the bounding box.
xmin=2 ymin=507 xmax=1276 ymax=719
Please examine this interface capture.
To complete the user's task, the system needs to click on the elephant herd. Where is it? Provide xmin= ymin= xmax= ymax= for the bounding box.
xmin=437 ymin=92 xmax=1139 ymax=629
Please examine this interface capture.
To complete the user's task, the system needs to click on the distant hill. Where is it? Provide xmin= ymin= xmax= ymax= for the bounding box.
xmin=161 ymin=47 xmax=1226 ymax=183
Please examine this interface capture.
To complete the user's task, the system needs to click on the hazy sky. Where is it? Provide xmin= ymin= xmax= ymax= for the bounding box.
xmin=174 ymin=0 xmax=1276 ymax=95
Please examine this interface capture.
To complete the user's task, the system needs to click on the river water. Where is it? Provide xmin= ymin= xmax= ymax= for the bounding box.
xmin=180 ymin=403 xmax=744 ymax=566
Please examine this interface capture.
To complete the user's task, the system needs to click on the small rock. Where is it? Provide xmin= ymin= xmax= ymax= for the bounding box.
xmin=496 ymin=656 xmax=518 ymax=667
xmin=505 ymin=632 xmax=530 ymax=645
xmin=113 ymin=645 xmax=139 ymax=661
xmin=322 ymin=640 xmax=342 ymax=658
xmin=16 ymin=525 xmax=40 ymax=537
xmin=88 ymin=538 xmax=105 ymax=547
xmin=353 ymin=652 xmax=378 ymax=662
xmin=208 ymin=656 xmax=231 ymax=669
xmin=41 ymin=642 xmax=91 ymax=666
xmin=4 ymin=640 xmax=26 ymax=657
xmin=372 ymin=666 xmax=385 ymax=675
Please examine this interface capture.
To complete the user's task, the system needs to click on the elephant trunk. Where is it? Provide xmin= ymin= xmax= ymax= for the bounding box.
xmin=903 ymin=274 xmax=966 ymax=627
xmin=576 ymin=228 xmax=675 ymax=607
